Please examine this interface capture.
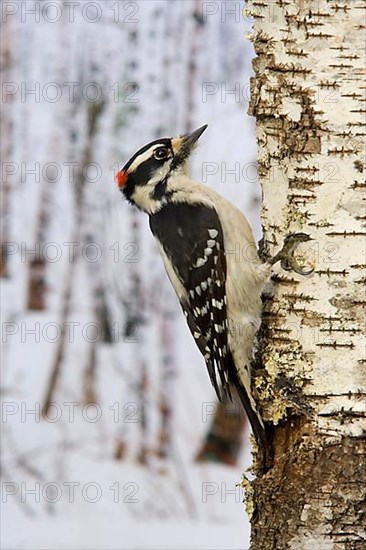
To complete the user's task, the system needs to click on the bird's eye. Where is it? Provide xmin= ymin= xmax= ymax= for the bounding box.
xmin=154 ymin=147 xmax=169 ymax=160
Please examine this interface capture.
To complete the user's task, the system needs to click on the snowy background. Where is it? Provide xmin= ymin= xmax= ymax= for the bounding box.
xmin=1 ymin=1 xmax=260 ymax=548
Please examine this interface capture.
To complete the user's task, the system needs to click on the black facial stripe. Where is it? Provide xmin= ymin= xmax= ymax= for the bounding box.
xmin=131 ymin=157 xmax=161 ymax=185
xmin=122 ymin=138 xmax=172 ymax=172
xmin=152 ymin=178 xmax=174 ymax=201
xmin=122 ymin=156 xmax=175 ymax=205
xmin=122 ymin=156 xmax=162 ymax=202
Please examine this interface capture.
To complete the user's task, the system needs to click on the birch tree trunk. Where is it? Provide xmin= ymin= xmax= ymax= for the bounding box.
xmin=245 ymin=1 xmax=366 ymax=548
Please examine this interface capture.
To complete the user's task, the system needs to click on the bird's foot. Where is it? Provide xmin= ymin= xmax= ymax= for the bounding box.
xmin=269 ymin=232 xmax=314 ymax=276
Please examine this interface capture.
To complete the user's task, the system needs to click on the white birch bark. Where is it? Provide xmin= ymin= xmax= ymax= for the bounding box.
xmin=244 ymin=1 xmax=366 ymax=547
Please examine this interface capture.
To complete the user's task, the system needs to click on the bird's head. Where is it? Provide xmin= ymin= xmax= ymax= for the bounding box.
xmin=115 ymin=124 xmax=208 ymax=213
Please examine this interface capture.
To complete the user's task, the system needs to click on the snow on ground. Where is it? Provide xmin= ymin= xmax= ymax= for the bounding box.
xmin=1 ymin=2 xmax=258 ymax=548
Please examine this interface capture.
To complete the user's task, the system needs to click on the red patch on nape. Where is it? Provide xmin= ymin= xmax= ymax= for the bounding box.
xmin=115 ymin=170 xmax=128 ymax=188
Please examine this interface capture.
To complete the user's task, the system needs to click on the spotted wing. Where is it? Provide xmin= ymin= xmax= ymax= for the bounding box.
xmin=149 ymin=202 xmax=231 ymax=400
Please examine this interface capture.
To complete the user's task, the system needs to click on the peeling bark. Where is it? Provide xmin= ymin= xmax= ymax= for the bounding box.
xmin=245 ymin=1 xmax=366 ymax=547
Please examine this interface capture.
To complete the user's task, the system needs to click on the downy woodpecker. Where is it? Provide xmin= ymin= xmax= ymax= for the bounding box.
xmin=115 ymin=125 xmax=311 ymax=466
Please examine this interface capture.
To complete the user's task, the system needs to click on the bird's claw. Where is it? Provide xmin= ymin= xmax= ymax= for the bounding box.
xmin=281 ymin=257 xmax=314 ymax=276
xmin=271 ymin=232 xmax=314 ymax=276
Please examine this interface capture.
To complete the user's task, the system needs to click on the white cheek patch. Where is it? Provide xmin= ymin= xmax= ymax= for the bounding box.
xmin=131 ymin=185 xmax=155 ymax=212
xmin=151 ymin=165 xmax=171 ymax=182
xmin=130 ymin=160 xmax=173 ymax=213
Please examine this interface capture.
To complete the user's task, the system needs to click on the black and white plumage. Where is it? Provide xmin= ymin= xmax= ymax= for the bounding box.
xmin=115 ymin=125 xmax=311 ymax=466
xmin=150 ymin=202 xmax=229 ymax=399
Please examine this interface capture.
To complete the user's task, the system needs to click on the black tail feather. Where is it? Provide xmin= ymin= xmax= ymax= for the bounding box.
xmin=227 ymin=354 xmax=272 ymax=470
xmin=234 ymin=378 xmax=271 ymax=471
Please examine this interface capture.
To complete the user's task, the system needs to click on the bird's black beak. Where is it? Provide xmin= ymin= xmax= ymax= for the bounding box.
xmin=172 ymin=124 xmax=208 ymax=164
xmin=181 ymin=125 xmax=208 ymax=148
